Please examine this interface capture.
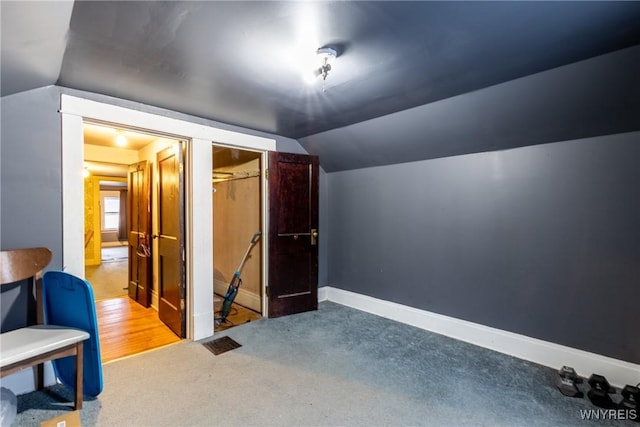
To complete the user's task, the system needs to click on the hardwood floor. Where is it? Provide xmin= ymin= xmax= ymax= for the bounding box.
xmin=96 ymin=297 xmax=181 ymax=363
xmin=95 ymin=295 xmax=261 ymax=363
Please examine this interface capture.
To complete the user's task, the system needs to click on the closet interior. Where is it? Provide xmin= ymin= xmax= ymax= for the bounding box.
xmin=212 ymin=146 xmax=263 ymax=330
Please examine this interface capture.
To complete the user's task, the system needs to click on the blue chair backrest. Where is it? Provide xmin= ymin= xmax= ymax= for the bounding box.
xmin=42 ymin=271 xmax=103 ymax=397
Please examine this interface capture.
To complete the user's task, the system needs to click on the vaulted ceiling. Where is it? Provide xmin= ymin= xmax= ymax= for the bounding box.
xmin=2 ymin=1 xmax=640 ymax=171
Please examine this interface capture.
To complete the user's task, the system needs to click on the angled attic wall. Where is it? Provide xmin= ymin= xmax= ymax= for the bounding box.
xmin=327 ymin=131 xmax=640 ymax=364
xmin=0 ymin=1 xmax=73 ymax=97
xmin=301 ymin=45 xmax=640 ymax=172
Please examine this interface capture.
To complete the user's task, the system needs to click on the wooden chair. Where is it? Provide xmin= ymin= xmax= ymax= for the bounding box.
xmin=0 ymin=247 xmax=89 ymax=410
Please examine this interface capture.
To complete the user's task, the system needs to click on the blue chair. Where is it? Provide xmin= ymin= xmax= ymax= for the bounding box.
xmin=42 ymin=271 xmax=103 ymax=397
xmin=1 ymin=248 xmax=89 ymax=411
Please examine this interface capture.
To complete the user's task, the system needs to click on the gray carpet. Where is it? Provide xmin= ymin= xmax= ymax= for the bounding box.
xmin=11 ymin=302 xmax=635 ymax=426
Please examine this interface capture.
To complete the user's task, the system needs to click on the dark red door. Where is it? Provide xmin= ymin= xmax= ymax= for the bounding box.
xmin=268 ymin=152 xmax=319 ymax=318
xmin=127 ymin=161 xmax=152 ymax=307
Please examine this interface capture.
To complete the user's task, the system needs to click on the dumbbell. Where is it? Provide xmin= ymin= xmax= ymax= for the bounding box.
xmin=587 ymin=374 xmax=616 ymax=408
xmin=620 ymin=384 xmax=639 ymax=422
xmin=556 ymin=366 xmax=582 ymax=397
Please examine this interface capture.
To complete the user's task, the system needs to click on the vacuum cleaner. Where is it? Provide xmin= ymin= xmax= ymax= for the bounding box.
xmin=215 ymin=231 xmax=261 ymax=326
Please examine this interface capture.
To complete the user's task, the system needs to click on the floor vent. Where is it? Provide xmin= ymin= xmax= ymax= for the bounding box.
xmin=202 ymin=336 xmax=242 ymax=356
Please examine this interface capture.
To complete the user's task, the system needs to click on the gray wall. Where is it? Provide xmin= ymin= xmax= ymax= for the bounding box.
xmin=1 ymin=86 xmax=63 ymax=260
xmin=328 ymin=132 xmax=640 ymax=364
xmin=1 ymin=86 xmax=62 ymax=331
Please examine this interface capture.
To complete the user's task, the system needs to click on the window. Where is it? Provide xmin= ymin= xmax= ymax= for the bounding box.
xmin=103 ymin=196 xmax=120 ymax=230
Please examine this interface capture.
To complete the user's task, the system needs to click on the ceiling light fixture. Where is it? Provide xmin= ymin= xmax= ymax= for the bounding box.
xmin=115 ymin=131 xmax=127 ymax=147
xmin=304 ymin=47 xmax=338 ymax=89
xmin=315 ymin=47 xmax=336 ymax=81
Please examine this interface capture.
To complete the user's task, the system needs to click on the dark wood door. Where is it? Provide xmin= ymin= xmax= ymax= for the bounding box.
xmin=156 ymin=143 xmax=186 ymax=337
xmin=127 ymin=161 xmax=152 ymax=307
xmin=268 ymin=152 xmax=319 ymax=318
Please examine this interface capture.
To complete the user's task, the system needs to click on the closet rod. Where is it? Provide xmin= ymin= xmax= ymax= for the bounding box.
xmin=212 ymin=170 xmax=260 ymax=183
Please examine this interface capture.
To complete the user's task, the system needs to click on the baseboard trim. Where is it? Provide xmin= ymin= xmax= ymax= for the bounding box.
xmin=319 ymin=286 xmax=639 ymax=387
xmin=318 ymin=286 xmax=329 ymax=302
xmin=151 ymin=290 xmax=159 ymax=311
xmin=193 ymin=310 xmax=214 ymax=341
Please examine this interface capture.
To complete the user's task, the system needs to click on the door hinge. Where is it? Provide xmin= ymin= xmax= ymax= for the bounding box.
xmin=180 ymin=299 xmax=185 ymax=311
xmin=265 ymin=286 xmax=269 ymax=297
xmin=265 ymin=169 xmax=269 ymax=180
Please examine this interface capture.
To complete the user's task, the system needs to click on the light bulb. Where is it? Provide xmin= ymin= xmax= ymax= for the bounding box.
xmin=115 ymin=134 xmax=127 ymax=146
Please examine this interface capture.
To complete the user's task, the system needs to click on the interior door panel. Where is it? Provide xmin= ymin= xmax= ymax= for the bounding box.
xmin=268 ymin=152 xmax=319 ymax=318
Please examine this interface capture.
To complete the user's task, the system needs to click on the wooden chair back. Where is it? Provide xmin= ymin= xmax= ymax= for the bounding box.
xmin=1 ymin=247 xmax=52 ymax=285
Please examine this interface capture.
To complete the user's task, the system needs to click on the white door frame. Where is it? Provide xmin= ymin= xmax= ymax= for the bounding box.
xmin=60 ymin=95 xmax=275 ymax=340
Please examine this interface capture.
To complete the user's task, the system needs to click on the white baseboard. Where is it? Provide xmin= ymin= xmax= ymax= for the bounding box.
xmin=214 ymin=279 xmax=261 ymax=312
xmin=193 ymin=310 xmax=214 ymax=341
xmin=319 ymin=286 xmax=640 ymax=388
xmin=151 ymin=290 xmax=159 ymax=311
xmin=318 ymin=286 xmax=329 ymax=302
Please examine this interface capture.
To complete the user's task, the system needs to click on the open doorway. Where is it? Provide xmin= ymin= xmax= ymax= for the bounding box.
xmin=212 ymin=146 xmax=263 ymax=331
xmin=84 ymin=173 xmax=128 ymax=301
xmin=82 ymin=122 xmax=184 ymax=362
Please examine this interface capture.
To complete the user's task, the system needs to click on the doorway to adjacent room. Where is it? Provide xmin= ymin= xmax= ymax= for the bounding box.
xmin=82 ymin=122 xmax=185 ymax=361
